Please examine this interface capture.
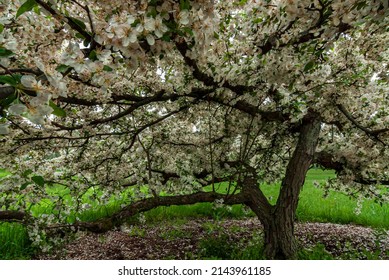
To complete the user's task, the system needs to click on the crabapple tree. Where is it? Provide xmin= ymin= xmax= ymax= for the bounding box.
xmin=0 ymin=0 xmax=388 ymax=259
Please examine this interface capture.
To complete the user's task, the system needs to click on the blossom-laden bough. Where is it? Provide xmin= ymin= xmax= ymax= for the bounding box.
xmin=0 ymin=0 xmax=388 ymax=259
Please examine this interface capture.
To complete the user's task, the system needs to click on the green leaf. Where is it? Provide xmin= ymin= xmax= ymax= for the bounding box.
xmin=131 ymin=19 xmax=141 ymax=28
xmin=33 ymin=5 xmax=40 ymax=15
xmin=180 ymin=0 xmax=190 ymax=10
xmin=237 ymin=0 xmax=248 ymax=6
xmin=0 ymin=48 xmax=14 ymax=57
xmin=20 ymin=182 xmax=31 ymax=190
xmin=0 ymin=75 xmax=18 ymax=86
xmin=75 ymin=32 xmax=85 ymax=39
xmin=182 ymin=27 xmax=194 ymax=36
xmin=0 ymin=24 xmax=4 ymax=34
xmin=88 ymin=50 xmax=97 ymax=61
xmin=0 ymin=93 xmax=17 ymax=108
xmin=31 ymin=175 xmax=45 ymax=187
xmin=83 ymin=38 xmax=91 ymax=48
xmin=288 ymin=81 xmax=295 ymax=91
xmin=69 ymin=17 xmax=87 ymax=30
xmin=161 ymin=34 xmax=171 ymax=42
xmin=147 ymin=7 xmax=158 ymax=18
xmin=49 ymin=100 xmax=66 ymax=117
xmin=103 ymin=65 xmax=113 ymax=72
xmin=22 ymin=169 xmax=33 ymax=178
xmin=303 ymin=60 xmax=315 ymax=72
xmin=16 ymin=0 xmax=37 ymax=19
xmin=55 ymin=64 xmax=71 ymax=73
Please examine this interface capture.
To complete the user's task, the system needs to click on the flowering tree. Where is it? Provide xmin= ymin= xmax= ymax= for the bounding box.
xmin=0 ymin=0 xmax=388 ymax=259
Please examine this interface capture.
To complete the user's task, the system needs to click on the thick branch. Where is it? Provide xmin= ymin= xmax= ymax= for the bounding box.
xmin=314 ymin=151 xmax=389 ymax=186
xmin=0 ymin=210 xmax=28 ymax=222
xmin=314 ymin=151 xmax=344 ymax=172
xmin=277 ymin=112 xmax=321 ymax=211
xmin=73 ymin=191 xmax=247 ymax=233
xmin=0 ymin=192 xmax=246 ymax=233
xmin=175 ymin=40 xmax=253 ymax=93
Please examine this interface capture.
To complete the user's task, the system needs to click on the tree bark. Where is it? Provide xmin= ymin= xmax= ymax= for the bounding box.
xmin=270 ymin=114 xmax=321 ymax=259
xmin=0 ymin=210 xmax=28 ymax=221
xmin=244 ymin=113 xmax=321 ymax=259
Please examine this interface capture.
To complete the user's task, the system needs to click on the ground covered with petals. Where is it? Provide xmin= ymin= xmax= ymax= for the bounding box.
xmin=38 ymin=219 xmax=389 ymax=260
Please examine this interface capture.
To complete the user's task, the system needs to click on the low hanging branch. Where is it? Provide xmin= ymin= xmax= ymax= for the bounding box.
xmin=314 ymin=151 xmax=389 ymax=186
xmin=0 ymin=210 xmax=29 ymax=222
xmin=0 ymin=191 xmax=247 ymax=233
xmin=74 ymin=191 xmax=247 ymax=233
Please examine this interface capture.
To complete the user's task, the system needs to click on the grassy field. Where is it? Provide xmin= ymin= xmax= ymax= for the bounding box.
xmin=1 ymin=169 xmax=388 ymax=259
xmin=143 ymin=169 xmax=389 ymax=229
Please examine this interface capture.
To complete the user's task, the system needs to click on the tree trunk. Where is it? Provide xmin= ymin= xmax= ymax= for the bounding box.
xmin=244 ymin=113 xmax=321 ymax=259
xmin=262 ymin=208 xmax=296 ymax=259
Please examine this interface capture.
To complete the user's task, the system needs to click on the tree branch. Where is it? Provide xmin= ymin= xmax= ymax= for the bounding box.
xmin=337 ymin=103 xmax=388 ymax=144
xmin=175 ymin=40 xmax=253 ymax=93
xmin=51 ymin=192 xmax=246 ymax=233
xmin=314 ymin=151 xmax=389 ymax=185
xmin=0 ymin=210 xmax=29 ymax=222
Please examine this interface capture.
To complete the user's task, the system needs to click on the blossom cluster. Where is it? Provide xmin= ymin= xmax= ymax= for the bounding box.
xmin=0 ymin=0 xmax=388 ymax=249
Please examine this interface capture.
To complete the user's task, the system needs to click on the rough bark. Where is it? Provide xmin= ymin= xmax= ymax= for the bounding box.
xmin=243 ymin=113 xmax=321 ymax=259
xmin=269 ymin=114 xmax=321 ymax=259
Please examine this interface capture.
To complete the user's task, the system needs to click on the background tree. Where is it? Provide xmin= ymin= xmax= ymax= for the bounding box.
xmin=0 ymin=0 xmax=388 ymax=259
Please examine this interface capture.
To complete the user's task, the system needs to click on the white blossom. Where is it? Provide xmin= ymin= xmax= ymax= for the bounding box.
xmin=8 ymin=103 xmax=28 ymax=115
xmin=0 ymin=124 xmax=9 ymax=135
xmin=0 ymin=0 xmax=387 ymax=253
xmin=146 ymin=34 xmax=155 ymax=46
xmin=177 ymin=9 xmax=190 ymax=25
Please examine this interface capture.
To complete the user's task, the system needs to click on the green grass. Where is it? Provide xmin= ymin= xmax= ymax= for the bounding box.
xmin=297 ymin=170 xmax=388 ymax=228
xmin=143 ymin=169 xmax=389 ymax=229
xmin=1 ymin=169 xmax=389 ymax=259
xmin=0 ymin=223 xmax=34 ymax=259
